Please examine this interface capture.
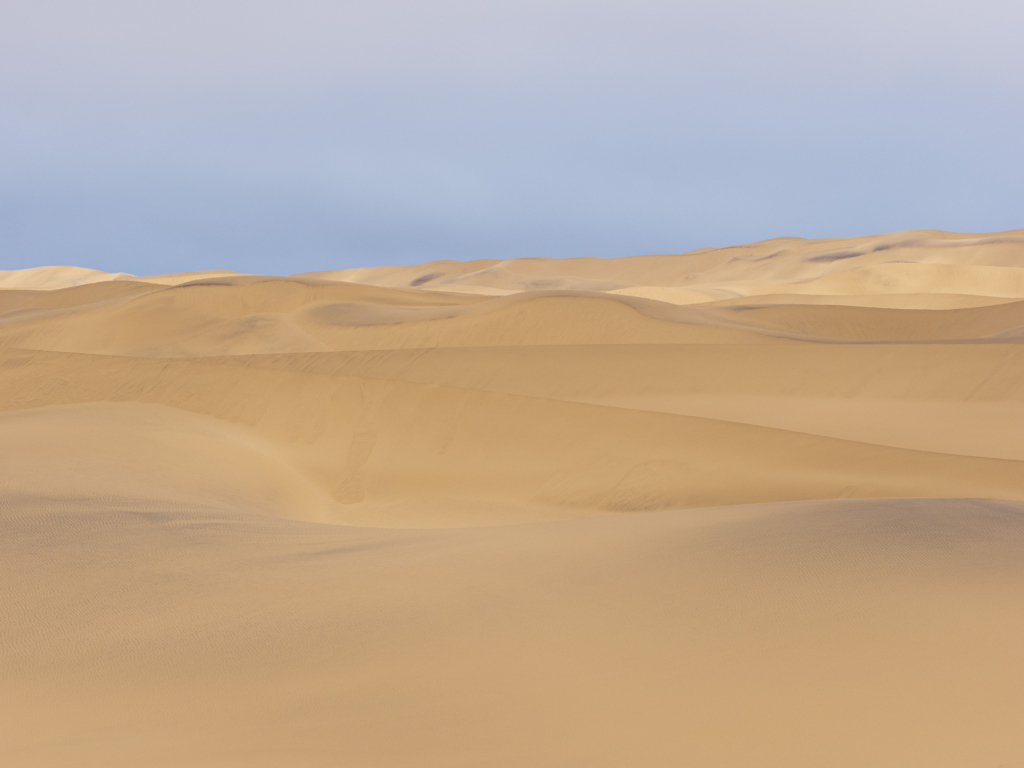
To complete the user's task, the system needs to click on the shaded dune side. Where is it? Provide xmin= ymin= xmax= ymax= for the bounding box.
xmin=203 ymin=342 xmax=1024 ymax=460
xmin=0 ymin=402 xmax=337 ymax=520
xmin=219 ymin=342 xmax=1024 ymax=402
xmin=4 ymin=348 xmax=1024 ymax=524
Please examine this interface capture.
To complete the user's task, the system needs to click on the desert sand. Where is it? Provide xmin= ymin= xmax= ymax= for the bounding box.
xmin=3 ymin=229 xmax=1024 ymax=766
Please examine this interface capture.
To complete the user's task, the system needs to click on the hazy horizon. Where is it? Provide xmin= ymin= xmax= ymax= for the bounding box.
xmin=2 ymin=0 xmax=1022 ymax=275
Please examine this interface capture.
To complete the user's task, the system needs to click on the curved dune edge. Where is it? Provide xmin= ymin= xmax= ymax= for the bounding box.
xmin=3 ymin=347 xmax=1024 ymax=527
xmin=0 ymin=402 xmax=341 ymax=522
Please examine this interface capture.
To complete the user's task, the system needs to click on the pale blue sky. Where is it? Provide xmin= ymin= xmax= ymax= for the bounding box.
xmin=1 ymin=0 xmax=1021 ymax=274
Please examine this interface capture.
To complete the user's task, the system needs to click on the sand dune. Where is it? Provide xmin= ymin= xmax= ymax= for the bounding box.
xmin=0 ymin=265 xmax=134 ymax=290
xmin=295 ymin=228 xmax=1024 ymax=298
xmin=5 ymin=496 xmax=1024 ymax=767
xmin=4 ymin=229 xmax=1024 ymax=766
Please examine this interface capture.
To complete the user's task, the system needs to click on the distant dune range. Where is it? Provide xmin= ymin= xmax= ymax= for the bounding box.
xmin=4 ymin=229 xmax=1024 ymax=766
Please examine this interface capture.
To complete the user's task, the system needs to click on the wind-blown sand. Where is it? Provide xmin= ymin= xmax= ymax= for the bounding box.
xmin=3 ymin=229 xmax=1024 ymax=766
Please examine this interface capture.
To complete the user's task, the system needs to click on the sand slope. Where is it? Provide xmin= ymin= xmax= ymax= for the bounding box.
xmin=3 ymin=229 xmax=1024 ymax=766
xmin=4 ymin=496 xmax=1024 ymax=767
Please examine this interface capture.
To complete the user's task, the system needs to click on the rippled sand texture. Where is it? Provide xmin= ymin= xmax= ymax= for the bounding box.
xmin=3 ymin=229 xmax=1024 ymax=766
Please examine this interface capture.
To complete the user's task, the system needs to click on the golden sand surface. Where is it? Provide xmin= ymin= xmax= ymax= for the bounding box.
xmin=3 ymin=229 xmax=1024 ymax=766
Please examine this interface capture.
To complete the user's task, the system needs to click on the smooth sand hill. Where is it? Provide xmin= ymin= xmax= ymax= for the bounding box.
xmin=0 ymin=265 xmax=134 ymax=289
xmin=3 ymin=229 xmax=1024 ymax=766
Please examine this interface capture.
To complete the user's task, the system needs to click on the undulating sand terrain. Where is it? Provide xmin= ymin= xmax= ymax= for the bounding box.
xmin=4 ymin=229 xmax=1024 ymax=766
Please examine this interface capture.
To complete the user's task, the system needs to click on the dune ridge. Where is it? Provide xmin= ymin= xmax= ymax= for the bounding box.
xmin=3 ymin=229 xmax=1024 ymax=766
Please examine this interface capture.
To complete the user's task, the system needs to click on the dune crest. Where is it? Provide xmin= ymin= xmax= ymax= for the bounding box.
xmin=296 ymin=228 xmax=1024 ymax=303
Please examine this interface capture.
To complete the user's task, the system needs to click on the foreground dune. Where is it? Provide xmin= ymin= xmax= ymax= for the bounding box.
xmin=3 ymin=229 xmax=1024 ymax=766
xmin=5 ymin=496 xmax=1024 ymax=767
